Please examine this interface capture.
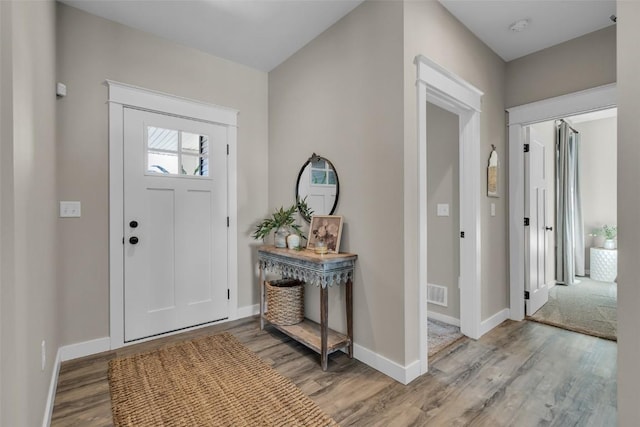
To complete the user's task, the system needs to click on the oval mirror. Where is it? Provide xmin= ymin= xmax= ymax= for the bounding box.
xmin=295 ymin=153 xmax=339 ymax=222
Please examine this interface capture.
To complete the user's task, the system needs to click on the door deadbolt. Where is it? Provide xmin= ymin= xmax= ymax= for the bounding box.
xmin=129 ymin=220 xmax=139 ymax=228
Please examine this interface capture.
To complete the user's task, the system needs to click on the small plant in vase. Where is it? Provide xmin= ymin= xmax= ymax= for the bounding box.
xmin=252 ymin=198 xmax=311 ymax=249
xmin=593 ymin=224 xmax=617 ymax=249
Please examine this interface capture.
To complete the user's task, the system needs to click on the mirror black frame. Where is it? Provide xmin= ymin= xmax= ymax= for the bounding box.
xmin=295 ymin=153 xmax=340 ymax=222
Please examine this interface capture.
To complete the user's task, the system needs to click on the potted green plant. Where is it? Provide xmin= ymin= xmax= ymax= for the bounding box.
xmin=593 ymin=224 xmax=617 ymax=249
xmin=252 ymin=199 xmax=311 ymax=248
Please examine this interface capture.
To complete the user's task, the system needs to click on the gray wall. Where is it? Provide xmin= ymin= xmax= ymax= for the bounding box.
xmin=403 ymin=1 xmax=508 ymax=363
xmin=269 ymin=0 xmax=406 ymax=362
xmin=426 ymin=103 xmax=460 ymax=320
xmin=270 ymin=0 xmax=507 ymax=367
xmin=506 ymin=26 xmax=616 ymax=108
xmin=0 ymin=1 xmax=60 ymax=425
xmin=617 ymin=1 xmax=640 ymax=424
xmin=574 ymin=117 xmax=617 ymax=271
xmin=56 ymin=3 xmax=269 ymax=345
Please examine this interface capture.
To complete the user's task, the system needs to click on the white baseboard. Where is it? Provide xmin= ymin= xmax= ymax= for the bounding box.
xmin=42 ymin=348 xmax=62 ymax=427
xmin=60 ymin=337 xmax=111 ymax=362
xmin=353 ymin=343 xmax=421 ymax=385
xmin=480 ymin=308 xmax=510 ymax=336
xmin=427 ymin=312 xmax=461 ymax=327
xmin=236 ymin=304 xmax=259 ymax=319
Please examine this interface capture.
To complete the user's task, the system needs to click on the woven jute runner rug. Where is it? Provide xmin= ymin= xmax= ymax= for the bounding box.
xmin=108 ymin=332 xmax=338 ymax=426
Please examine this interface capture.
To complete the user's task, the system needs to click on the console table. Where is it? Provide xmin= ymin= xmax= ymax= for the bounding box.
xmin=257 ymin=245 xmax=357 ymax=370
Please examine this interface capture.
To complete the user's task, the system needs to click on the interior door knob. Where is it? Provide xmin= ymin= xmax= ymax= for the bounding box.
xmin=129 ymin=220 xmax=139 ymax=228
xmin=545 ymin=226 xmax=553 ymax=231
xmin=129 ymin=236 xmax=139 ymax=245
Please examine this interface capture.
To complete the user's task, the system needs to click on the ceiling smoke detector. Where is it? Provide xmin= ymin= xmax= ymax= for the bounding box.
xmin=509 ymin=19 xmax=530 ymax=32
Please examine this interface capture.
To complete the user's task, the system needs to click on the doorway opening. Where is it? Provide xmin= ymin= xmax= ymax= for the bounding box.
xmin=415 ymin=56 xmax=483 ymax=376
xmin=507 ymin=83 xmax=616 ymax=338
xmin=107 ymin=80 xmax=239 ymax=349
xmin=525 ymin=109 xmax=618 ymax=340
xmin=425 ymin=102 xmax=464 ymax=356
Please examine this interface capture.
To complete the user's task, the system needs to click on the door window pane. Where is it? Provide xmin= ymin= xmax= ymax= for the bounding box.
xmin=328 ymin=170 xmax=337 ymax=185
xmin=182 ymin=132 xmax=201 ymax=154
xmin=148 ymin=152 xmax=179 ymax=174
xmin=148 ymin=127 xmax=178 ymax=151
xmin=311 ymin=170 xmax=326 ymax=184
xmin=311 ymin=159 xmax=326 ymax=169
xmin=310 ymin=159 xmax=335 ymax=187
xmin=181 ymin=154 xmax=200 ymax=176
xmin=146 ymin=126 xmax=209 ymax=178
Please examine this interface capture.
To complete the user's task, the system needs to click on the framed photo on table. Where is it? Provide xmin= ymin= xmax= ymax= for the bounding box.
xmin=307 ymin=215 xmax=344 ymax=253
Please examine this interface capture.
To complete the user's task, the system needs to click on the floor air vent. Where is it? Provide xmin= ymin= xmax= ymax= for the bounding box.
xmin=427 ymin=283 xmax=447 ymax=307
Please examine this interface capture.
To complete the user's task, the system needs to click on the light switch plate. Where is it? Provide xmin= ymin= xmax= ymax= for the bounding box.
xmin=60 ymin=201 xmax=81 ymax=218
xmin=56 ymin=82 xmax=67 ymax=97
xmin=437 ymin=203 xmax=450 ymax=217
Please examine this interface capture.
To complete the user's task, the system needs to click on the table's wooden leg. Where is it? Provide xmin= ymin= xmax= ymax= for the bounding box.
xmin=320 ymin=285 xmax=329 ymax=370
xmin=346 ymin=278 xmax=353 ymax=358
xmin=259 ymin=265 xmax=265 ymax=330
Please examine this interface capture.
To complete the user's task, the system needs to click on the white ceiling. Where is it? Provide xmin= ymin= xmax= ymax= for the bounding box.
xmin=61 ymin=0 xmax=616 ymax=71
xmin=439 ymin=0 xmax=616 ymax=61
xmin=60 ymin=0 xmax=364 ymax=72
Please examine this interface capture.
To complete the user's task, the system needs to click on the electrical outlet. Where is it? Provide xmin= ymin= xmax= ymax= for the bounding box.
xmin=59 ymin=201 xmax=81 ymax=218
xmin=41 ymin=340 xmax=46 ymax=371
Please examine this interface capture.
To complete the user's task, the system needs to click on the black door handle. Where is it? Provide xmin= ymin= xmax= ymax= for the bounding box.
xmin=545 ymin=227 xmax=553 ymax=231
xmin=130 ymin=220 xmax=139 ymax=228
xmin=129 ymin=236 xmax=139 ymax=245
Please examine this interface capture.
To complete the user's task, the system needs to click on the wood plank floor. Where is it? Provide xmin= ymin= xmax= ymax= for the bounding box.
xmin=51 ymin=318 xmax=617 ymax=426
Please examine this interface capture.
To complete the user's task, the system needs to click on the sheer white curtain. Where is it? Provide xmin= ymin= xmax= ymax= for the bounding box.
xmin=555 ymin=121 xmax=584 ymax=285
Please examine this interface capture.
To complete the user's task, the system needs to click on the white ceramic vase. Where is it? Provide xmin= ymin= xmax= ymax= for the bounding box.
xmin=287 ymin=233 xmax=300 ymax=249
xmin=603 ymin=239 xmax=616 ymax=250
xmin=274 ymin=227 xmax=289 ymax=248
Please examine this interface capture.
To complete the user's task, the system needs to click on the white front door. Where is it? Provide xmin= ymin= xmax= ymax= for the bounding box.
xmin=524 ymin=127 xmax=549 ymax=315
xmin=123 ymin=108 xmax=229 ymax=342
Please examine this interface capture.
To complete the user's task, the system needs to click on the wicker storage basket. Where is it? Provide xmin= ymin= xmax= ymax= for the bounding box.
xmin=266 ymin=279 xmax=304 ymax=326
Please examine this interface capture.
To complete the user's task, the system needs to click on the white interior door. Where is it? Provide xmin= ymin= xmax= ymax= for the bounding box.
xmin=123 ymin=108 xmax=228 ymax=341
xmin=524 ymin=127 xmax=549 ymax=315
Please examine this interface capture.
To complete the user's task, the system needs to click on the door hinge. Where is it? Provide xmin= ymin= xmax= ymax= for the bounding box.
xmin=524 ymin=291 xmax=530 ymax=300
xmin=524 ymin=217 xmax=530 ymax=226
xmin=460 ymin=231 xmax=465 ymax=238
xmin=227 ymin=144 xmax=229 ymax=155
xmin=524 ymin=143 xmax=530 ymax=153
xmin=227 ymin=289 xmax=230 ymax=300
xmin=227 ymin=217 xmax=230 ymax=227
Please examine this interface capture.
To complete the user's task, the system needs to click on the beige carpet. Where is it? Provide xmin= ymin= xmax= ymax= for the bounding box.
xmin=108 ymin=332 xmax=337 ymax=427
xmin=428 ymin=318 xmax=464 ymax=357
xmin=528 ymin=277 xmax=617 ymax=341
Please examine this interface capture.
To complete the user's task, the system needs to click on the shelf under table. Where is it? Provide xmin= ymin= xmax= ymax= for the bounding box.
xmin=265 ymin=318 xmax=350 ymax=355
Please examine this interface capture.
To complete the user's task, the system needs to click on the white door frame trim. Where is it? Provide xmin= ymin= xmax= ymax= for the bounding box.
xmin=414 ymin=56 xmax=483 ymax=376
xmin=506 ymin=83 xmax=616 ymax=320
xmin=106 ymin=80 xmax=239 ymax=349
